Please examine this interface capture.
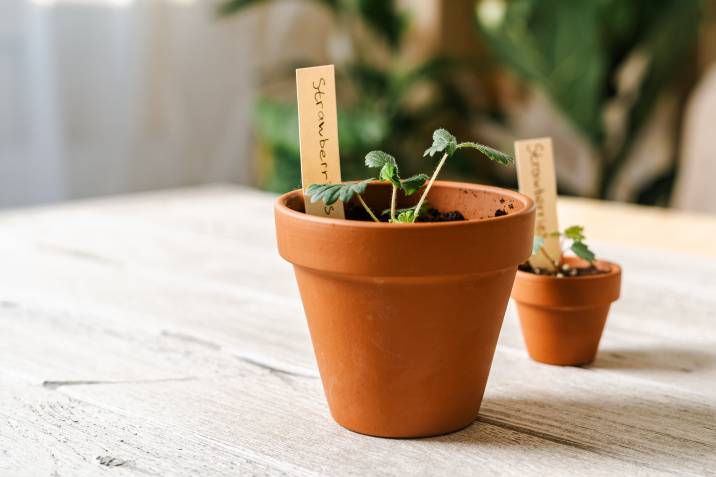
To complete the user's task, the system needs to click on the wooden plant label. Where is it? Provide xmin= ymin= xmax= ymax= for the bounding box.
xmin=296 ymin=65 xmax=345 ymax=218
xmin=515 ymin=137 xmax=560 ymax=270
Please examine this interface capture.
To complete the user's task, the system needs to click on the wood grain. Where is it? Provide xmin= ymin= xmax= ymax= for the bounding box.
xmin=1 ymin=185 xmax=714 ymax=476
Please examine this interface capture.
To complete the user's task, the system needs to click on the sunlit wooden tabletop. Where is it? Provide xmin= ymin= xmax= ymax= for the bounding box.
xmin=1 ymin=185 xmax=714 ymax=476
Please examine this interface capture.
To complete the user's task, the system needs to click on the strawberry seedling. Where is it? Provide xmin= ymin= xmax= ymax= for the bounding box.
xmin=305 ymin=128 xmax=513 ymax=223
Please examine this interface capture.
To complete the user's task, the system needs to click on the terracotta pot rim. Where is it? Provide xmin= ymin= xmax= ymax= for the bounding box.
xmin=516 ymin=259 xmax=621 ymax=283
xmin=275 ymin=180 xmax=535 ymax=229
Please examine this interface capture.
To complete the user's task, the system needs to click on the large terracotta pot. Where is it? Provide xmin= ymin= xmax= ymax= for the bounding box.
xmin=274 ymin=181 xmax=535 ymax=437
xmin=512 ymin=257 xmax=622 ymax=366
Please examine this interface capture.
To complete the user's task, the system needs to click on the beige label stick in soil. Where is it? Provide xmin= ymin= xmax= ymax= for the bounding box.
xmin=296 ymin=65 xmax=345 ymax=218
xmin=515 ymin=137 xmax=560 ymax=270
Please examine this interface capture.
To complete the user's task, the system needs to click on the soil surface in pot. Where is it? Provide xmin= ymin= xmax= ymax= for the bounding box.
xmin=344 ymin=203 xmax=465 ymax=222
xmin=345 ymin=203 xmax=511 ymax=222
xmin=518 ymin=261 xmax=610 ymax=277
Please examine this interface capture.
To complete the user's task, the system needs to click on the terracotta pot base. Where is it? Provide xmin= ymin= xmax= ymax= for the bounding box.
xmin=516 ymin=304 xmax=611 ymax=365
xmin=339 ymin=414 xmax=477 ymax=439
xmin=275 ymin=181 xmax=536 ymax=437
xmin=295 ymin=266 xmax=518 ymax=438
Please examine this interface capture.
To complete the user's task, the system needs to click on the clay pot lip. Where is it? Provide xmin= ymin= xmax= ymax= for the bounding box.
xmin=516 ymin=257 xmax=621 ymax=283
xmin=275 ymin=180 xmax=535 ymax=229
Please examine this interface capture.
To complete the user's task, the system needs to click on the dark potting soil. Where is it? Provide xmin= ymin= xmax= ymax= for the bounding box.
xmin=518 ymin=262 xmax=609 ymax=277
xmin=494 ymin=197 xmax=514 ymax=218
xmin=344 ymin=203 xmax=467 ymax=222
xmin=418 ymin=209 xmax=465 ymax=222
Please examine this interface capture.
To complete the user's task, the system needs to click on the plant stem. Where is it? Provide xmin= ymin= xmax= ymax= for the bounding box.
xmin=390 ymin=185 xmax=398 ymax=222
xmin=539 ymin=246 xmax=560 ymax=270
xmin=357 ymin=194 xmax=380 ymax=223
xmin=411 ymin=152 xmax=448 ymax=223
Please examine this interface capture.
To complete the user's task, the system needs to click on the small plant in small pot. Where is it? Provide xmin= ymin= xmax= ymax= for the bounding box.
xmin=512 ymin=226 xmax=622 ymax=366
xmin=275 ymin=129 xmax=536 ymax=438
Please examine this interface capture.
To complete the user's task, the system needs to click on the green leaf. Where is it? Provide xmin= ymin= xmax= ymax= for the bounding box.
xmin=305 ymin=180 xmax=371 ymax=206
xmin=399 ymin=174 xmax=429 ymax=196
xmin=380 ymin=163 xmax=400 ymax=186
xmin=423 ymin=128 xmax=457 ymax=157
xmin=456 ymin=142 xmax=514 ymax=166
xmin=393 ymin=209 xmax=416 ymax=223
xmin=382 ymin=202 xmax=428 ymax=218
xmin=564 ymin=225 xmax=586 ymax=241
xmin=570 ymin=241 xmax=596 ymax=262
xmin=365 ymin=150 xmax=400 ymax=186
xmin=364 ymin=150 xmax=396 ymax=169
xmin=532 ymin=236 xmax=545 ymax=254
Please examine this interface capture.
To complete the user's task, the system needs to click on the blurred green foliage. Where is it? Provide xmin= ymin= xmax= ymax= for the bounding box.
xmin=476 ymin=0 xmax=704 ymax=202
xmin=219 ymin=0 xmax=476 ymax=193
xmin=219 ymin=0 xmax=407 ymax=50
xmin=223 ymin=0 xmax=706 ymax=204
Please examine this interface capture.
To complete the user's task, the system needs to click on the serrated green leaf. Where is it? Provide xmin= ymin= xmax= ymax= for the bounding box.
xmin=564 ymin=225 xmax=586 ymax=241
xmin=315 ymin=184 xmax=339 ymax=204
xmin=306 ymin=184 xmax=328 ymax=203
xmin=456 ymin=142 xmax=514 ymax=165
xmin=532 ymin=236 xmax=545 ymax=254
xmin=365 ymin=150 xmax=397 ymax=168
xmin=326 ymin=185 xmax=345 ymax=205
xmin=350 ymin=179 xmax=372 ymax=195
xmin=379 ymin=162 xmax=400 ymax=186
xmin=423 ymin=128 xmax=457 ymax=157
xmin=304 ymin=180 xmax=372 ymax=206
xmin=399 ymin=174 xmax=429 ymax=196
xmin=394 ymin=209 xmax=416 ymax=223
xmin=305 ymin=183 xmax=323 ymax=196
xmin=570 ymin=241 xmax=596 ymax=262
xmin=338 ymin=185 xmax=354 ymax=203
xmin=365 ymin=150 xmax=400 ymax=186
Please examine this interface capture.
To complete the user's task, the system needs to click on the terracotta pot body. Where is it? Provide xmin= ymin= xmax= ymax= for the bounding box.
xmin=274 ymin=181 xmax=535 ymax=438
xmin=512 ymin=258 xmax=621 ymax=366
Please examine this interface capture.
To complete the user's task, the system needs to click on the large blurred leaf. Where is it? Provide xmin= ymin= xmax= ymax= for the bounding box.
xmin=338 ymin=108 xmax=390 ymax=153
xmin=477 ymin=0 xmax=606 ymax=143
xmin=254 ymin=98 xmax=391 ymax=191
xmin=219 ymin=0 xmax=405 ymax=49
xmin=354 ymin=0 xmax=407 ymax=50
xmin=476 ymin=0 xmax=703 ymax=200
xmin=255 ymin=99 xmax=299 ymax=155
xmin=256 ymin=98 xmax=388 ymax=153
xmin=598 ymin=0 xmax=702 ymax=196
xmin=217 ymin=0 xmax=339 ymax=16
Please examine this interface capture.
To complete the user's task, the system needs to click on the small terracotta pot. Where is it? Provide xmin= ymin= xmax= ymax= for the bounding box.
xmin=275 ymin=181 xmax=535 ymax=437
xmin=512 ymin=257 xmax=621 ymax=366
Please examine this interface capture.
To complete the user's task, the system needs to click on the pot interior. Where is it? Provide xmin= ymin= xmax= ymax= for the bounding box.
xmin=285 ymin=181 xmax=527 ymax=221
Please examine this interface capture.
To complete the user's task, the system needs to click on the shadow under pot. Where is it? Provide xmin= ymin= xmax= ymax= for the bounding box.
xmin=274 ymin=181 xmax=535 ymax=438
xmin=511 ymin=257 xmax=621 ymax=366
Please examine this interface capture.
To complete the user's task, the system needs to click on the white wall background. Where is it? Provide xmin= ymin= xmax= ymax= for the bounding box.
xmin=0 ymin=0 xmax=332 ymax=208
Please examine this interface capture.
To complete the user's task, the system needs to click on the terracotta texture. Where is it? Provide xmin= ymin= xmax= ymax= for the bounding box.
xmin=512 ymin=257 xmax=622 ymax=366
xmin=274 ymin=181 xmax=535 ymax=438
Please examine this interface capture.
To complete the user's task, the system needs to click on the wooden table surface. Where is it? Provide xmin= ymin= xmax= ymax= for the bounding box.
xmin=1 ymin=185 xmax=714 ymax=476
